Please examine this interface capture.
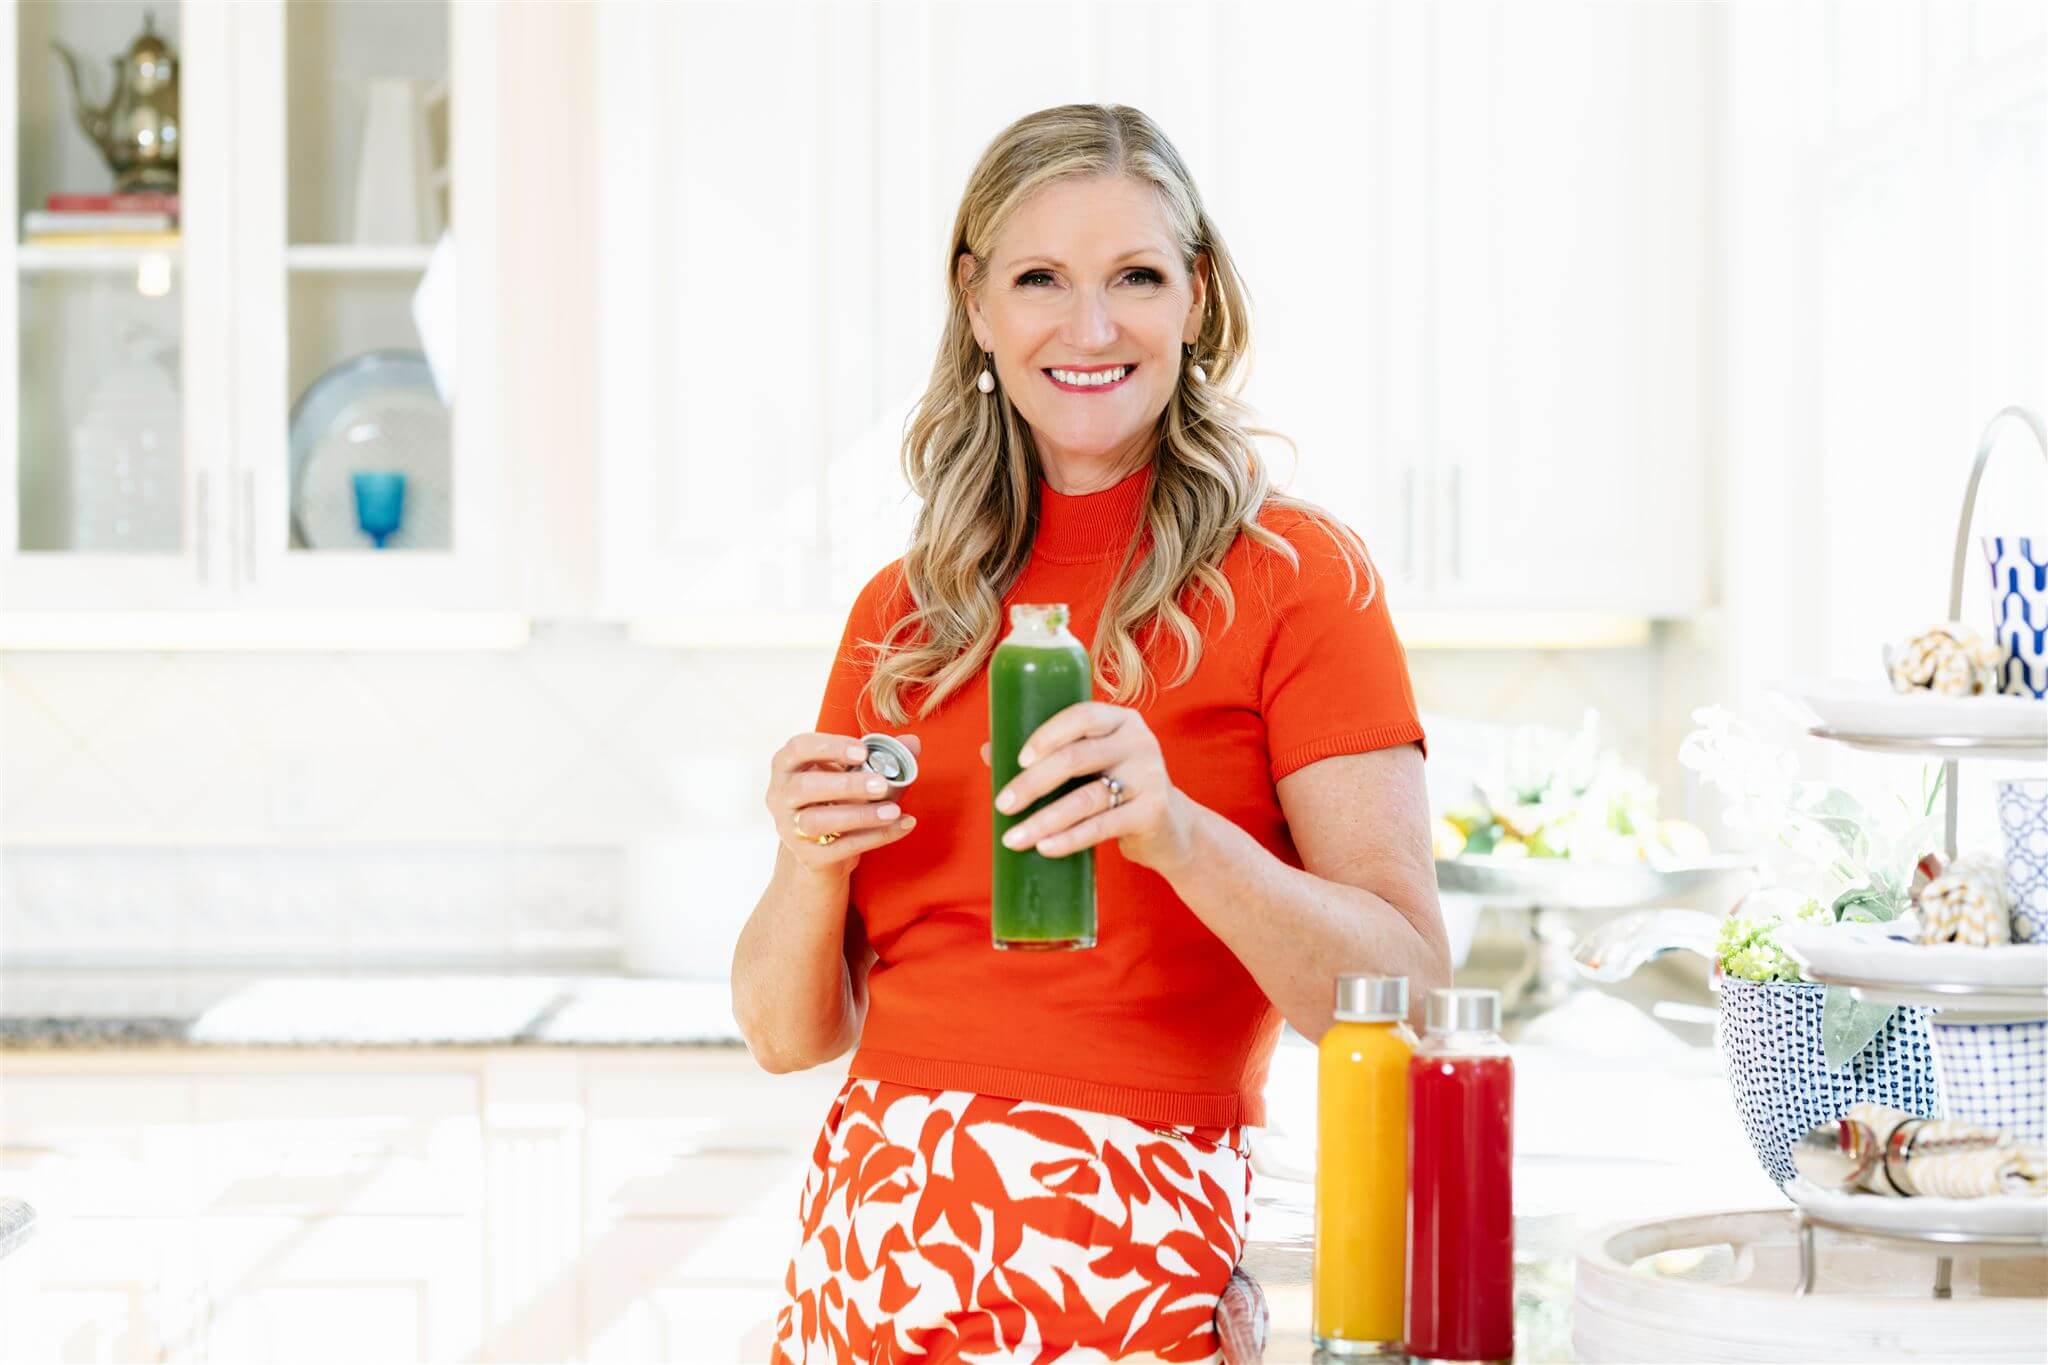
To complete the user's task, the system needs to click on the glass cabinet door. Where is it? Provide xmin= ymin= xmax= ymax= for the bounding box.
xmin=281 ymin=0 xmax=450 ymax=559
xmin=5 ymin=0 xmax=219 ymax=608
xmin=232 ymin=0 xmax=496 ymax=609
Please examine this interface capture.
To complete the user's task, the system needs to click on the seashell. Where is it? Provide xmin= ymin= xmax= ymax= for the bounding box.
xmin=1916 ymin=855 xmax=2012 ymax=947
xmin=1887 ymin=622 xmax=2004 ymax=697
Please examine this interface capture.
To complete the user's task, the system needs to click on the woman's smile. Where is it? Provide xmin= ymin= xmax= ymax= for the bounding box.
xmin=1044 ymin=363 xmax=1137 ymax=394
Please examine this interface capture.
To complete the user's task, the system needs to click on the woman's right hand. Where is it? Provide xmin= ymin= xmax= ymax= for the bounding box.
xmin=768 ymin=732 xmax=920 ymax=874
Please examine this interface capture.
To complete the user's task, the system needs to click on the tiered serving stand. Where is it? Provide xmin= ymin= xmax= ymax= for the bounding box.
xmin=1576 ymin=408 xmax=2047 ymax=1363
xmin=1789 ymin=404 xmax=2048 ymax=1297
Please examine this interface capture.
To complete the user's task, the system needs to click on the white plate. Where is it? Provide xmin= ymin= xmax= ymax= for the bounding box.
xmin=1786 ymin=1178 xmax=2048 ymax=1242
xmin=1772 ymin=678 xmax=2047 ymax=742
xmin=1433 ymin=854 xmax=1755 ymax=911
xmin=1779 ymin=922 xmax=2048 ymax=991
xmin=289 ymin=350 xmax=452 ymax=551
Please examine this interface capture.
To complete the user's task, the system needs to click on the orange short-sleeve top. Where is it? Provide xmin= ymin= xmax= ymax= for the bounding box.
xmin=814 ymin=462 xmax=1425 ymax=1127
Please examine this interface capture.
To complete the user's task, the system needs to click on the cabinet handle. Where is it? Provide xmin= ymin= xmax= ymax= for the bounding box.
xmin=195 ymin=470 xmax=211 ymax=585
xmin=1447 ymin=463 xmax=1464 ymax=585
xmin=241 ymin=470 xmax=258 ymax=587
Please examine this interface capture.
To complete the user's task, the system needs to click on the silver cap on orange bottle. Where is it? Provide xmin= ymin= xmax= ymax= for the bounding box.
xmin=1425 ymin=987 xmax=1501 ymax=1034
xmin=1332 ymin=974 xmax=1407 ymax=1022
xmin=860 ymin=733 xmax=918 ymax=790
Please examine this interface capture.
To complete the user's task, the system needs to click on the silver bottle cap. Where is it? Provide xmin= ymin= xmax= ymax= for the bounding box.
xmin=1332 ymin=974 xmax=1407 ymax=1022
xmin=860 ymin=733 xmax=918 ymax=789
xmin=1425 ymin=987 xmax=1501 ymax=1035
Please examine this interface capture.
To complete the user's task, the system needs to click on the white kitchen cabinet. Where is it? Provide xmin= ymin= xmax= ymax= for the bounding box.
xmin=0 ymin=1048 xmax=846 ymax=1364
xmin=199 ymin=1213 xmax=484 ymax=1364
xmin=190 ymin=1071 xmax=482 ymax=1217
xmin=1384 ymin=0 xmax=1711 ymax=614
xmin=581 ymin=1054 xmax=843 ymax=1363
xmin=584 ymin=1054 xmax=834 ymax=1221
xmin=595 ymin=2 xmax=1712 ymax=638
xmin=581 ymin=1220 xmax=790 ymax=1365
xmin=0 ymin=0 xmax=233 ymax=614
xmin=0 ymin=1074 xmax=206 ymax=1361
xmin=1 ymin=0 xmax=506 ymax=627
xmin=0 ymin=1213 xmax=206 ymax=1363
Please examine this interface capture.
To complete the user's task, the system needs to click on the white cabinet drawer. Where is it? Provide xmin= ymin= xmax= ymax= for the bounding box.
xmin=193 ymin=1073 xmax=481 ymax=1217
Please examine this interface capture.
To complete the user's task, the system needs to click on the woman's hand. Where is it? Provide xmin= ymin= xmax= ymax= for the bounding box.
xmin=983 ymin=702 xmax=1196 ymax=875
xmin=768 ymin=732 xmax=919 ymax=875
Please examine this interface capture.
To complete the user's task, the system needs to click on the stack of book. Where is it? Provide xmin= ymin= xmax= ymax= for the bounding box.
xmin=21 ymin=191 xmax=180 ymax=248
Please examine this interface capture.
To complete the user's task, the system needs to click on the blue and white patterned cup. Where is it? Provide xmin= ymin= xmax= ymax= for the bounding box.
xmin=1983 ymin=536 xmax=2047 ymax=697
xmin=1930 ymin=1017 xmax=2048 ymax=1146
xmin=1716 ymin=977 xmax=1939 ymax=1188
xmin=2000 ymin=778 xmax=2048 ymax=944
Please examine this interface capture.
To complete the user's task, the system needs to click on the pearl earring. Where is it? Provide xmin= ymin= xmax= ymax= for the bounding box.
xmin=1187 ymin=353 xmax=1208 ymax=385
xmin=977 ymin=364 xmax=995 ymax=395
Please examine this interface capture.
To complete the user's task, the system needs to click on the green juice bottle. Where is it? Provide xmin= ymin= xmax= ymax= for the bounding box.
xmin=990 ymin=603 xmax=1096 ymax=950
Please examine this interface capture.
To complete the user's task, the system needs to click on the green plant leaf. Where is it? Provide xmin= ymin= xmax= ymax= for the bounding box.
xmin=1832 ymin=885 xmax=1900 ymax=924
xmin=1822 ymin=986 xmax=1896 ymax=1068
xmin=1811 ymin=816 xmax=1868 ymax=862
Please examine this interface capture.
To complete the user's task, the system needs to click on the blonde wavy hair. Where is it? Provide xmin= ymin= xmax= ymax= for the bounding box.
xmin=863 ymin=103 xmax=1374 ymax=726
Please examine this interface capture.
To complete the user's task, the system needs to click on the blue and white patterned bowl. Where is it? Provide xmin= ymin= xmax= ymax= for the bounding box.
xmin=1983 ymin=535 xmax=2047 ymax=698
xmin=1716 ymin=978 xmax=1940 ymax=1187
xmin=2000 ymin=779 xmax=2048 ymax=944
xmin=1930 ymin=1017 xmax=2048 ymax=1146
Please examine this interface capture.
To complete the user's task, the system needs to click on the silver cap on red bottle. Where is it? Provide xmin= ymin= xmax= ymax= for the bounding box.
xmin=1332 ymin=974 xmax=1407 ymax=1022
xmin=1425 ymin=987 xmax=1501 ymax=1034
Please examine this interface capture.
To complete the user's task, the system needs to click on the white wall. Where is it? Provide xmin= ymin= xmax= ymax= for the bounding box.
xmin=0 ymin=634 xmax=1676 ymax=969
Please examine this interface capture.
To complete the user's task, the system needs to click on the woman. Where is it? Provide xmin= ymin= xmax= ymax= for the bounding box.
xmin=735 ymin=103 xmax=1448 ymax=1363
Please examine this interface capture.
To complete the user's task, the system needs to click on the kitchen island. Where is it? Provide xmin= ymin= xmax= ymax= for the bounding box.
xmin=1 ymin=968 xmax=1783 ymax=1360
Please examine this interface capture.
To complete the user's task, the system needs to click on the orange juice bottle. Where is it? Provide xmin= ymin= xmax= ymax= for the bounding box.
xmin=1313 ymin=974 xmax=1414 ymax=1355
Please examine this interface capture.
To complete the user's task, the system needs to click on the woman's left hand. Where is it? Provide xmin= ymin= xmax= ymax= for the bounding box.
xmin=981 ymin=702 xmax=1198 ymax=875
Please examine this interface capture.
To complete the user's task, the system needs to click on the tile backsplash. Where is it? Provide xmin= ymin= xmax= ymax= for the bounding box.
xmin=1 ymin=624 xmax=1701 ymax=969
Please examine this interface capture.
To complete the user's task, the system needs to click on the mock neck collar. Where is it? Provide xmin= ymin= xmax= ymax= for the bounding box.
xmin=1031 ymin=460 xmax=1152 ymax=563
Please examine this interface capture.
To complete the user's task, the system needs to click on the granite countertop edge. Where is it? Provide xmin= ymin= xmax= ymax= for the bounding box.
xmin=0 ymin=970 xmax=752 ymax=1050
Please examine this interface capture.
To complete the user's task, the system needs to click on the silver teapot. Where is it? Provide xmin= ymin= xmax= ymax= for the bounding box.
xmin=51 ymin=11 xmax=180 ymax=194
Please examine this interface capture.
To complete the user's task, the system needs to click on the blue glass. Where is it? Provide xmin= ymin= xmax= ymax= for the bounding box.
xmin=352 ymin=471 xmax=407 ymax=549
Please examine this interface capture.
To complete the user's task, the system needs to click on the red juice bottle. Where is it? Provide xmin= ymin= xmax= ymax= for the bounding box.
xmin=1406 ymin=988 xmax=1514 ymax=1364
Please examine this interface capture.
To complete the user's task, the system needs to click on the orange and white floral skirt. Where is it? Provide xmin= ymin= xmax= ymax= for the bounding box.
xmin=770 ymin=1076 xmax=1254 ymax=1364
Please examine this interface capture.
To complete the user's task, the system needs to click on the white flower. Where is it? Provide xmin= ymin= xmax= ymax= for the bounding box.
xmin=1679 ymin=706 xmax=1939 ymax=913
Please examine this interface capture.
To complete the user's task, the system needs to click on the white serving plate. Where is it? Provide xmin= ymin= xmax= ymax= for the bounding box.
xmin=1786 ymin=1179 xmax=2048 ymax=1243
xmin=1772 ymin=678 xmax=2047 ymax=743
xmin=1433 ymin=853 xmax=1756 ymax=911
xmin=1778 ymin=923 xmax=2048 ymax=992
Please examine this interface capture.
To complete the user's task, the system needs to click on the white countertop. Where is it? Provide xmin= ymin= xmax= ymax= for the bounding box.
xmin=0 ymin=967 xmax=745 ymax=1048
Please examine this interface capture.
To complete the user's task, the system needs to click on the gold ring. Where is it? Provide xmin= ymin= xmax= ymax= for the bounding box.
xmin=1100 ymin=774 xmax=1125 ymax=810
xmin=793 ymin=809 xmax=839 ymax=845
